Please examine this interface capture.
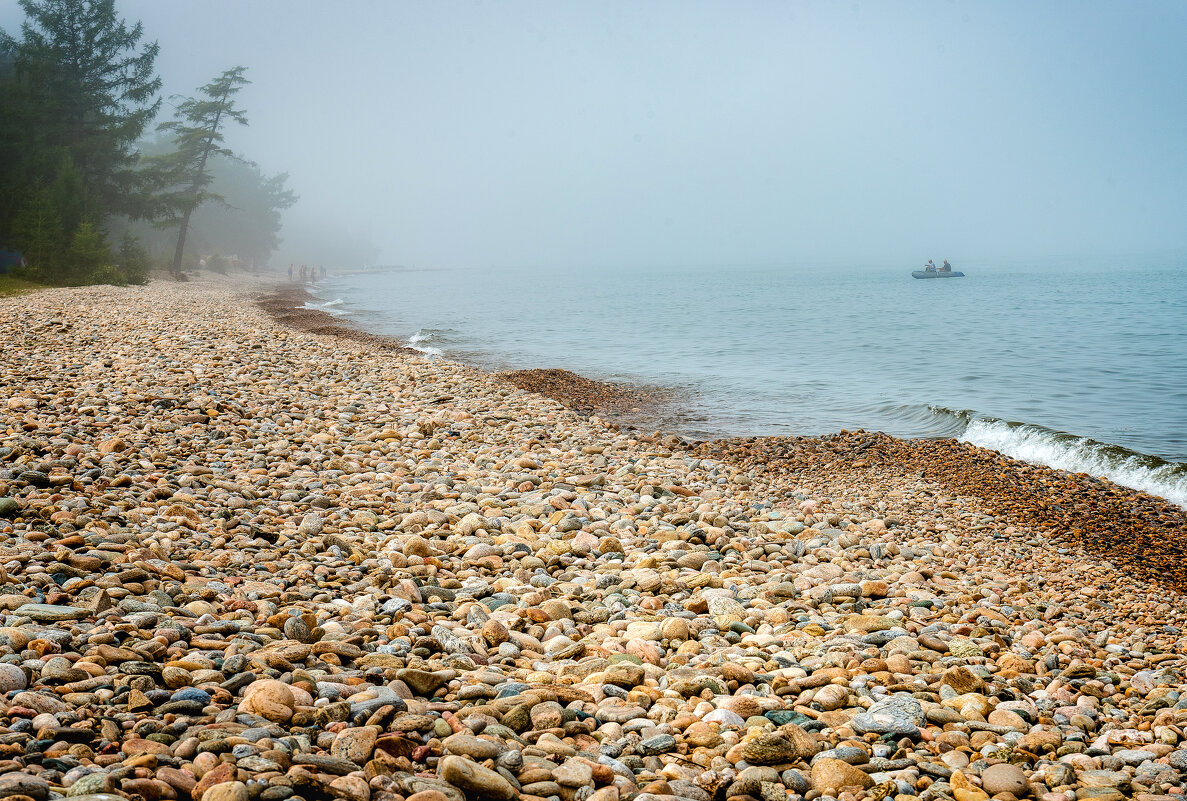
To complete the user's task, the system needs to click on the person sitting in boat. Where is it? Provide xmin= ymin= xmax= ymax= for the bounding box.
xmin=925 ymin=259 xmax=937 ymax=272
xmin=941 ymin=259 xmax=952 ymax=272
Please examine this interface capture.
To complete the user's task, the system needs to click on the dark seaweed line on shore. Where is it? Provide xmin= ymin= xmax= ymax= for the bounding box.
xmin=258 ymin=282 xmax=1187 ymax=594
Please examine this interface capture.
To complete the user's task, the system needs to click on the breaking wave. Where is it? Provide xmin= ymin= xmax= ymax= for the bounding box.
xmin=406 ymin=329 xmax=444 ymax=357
xmin=302 ymin=298 xmax=348 ymax=316
xmin=929 ymin=408 xmax=1187 ymax=507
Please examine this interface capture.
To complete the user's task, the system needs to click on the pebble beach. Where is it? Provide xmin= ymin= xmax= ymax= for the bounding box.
xmin=1 ymin=276 xmax=1186 ymax=801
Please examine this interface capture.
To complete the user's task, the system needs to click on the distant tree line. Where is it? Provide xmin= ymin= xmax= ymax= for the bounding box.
xmin=0 ymin=0 xmax=296 ymax=285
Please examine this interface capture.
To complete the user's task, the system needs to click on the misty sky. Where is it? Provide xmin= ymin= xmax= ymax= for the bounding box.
xmin=4 ymin=1 xmax=1186 ymax=268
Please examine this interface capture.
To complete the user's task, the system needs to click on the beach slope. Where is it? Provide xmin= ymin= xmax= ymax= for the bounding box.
xmin=1 ymin=277 xmax=1185 ymax=801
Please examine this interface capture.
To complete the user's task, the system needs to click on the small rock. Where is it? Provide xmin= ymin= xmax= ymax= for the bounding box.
xmin=298 ymin=512 xmax=324 ymax=537
xmin=397 ymin=668 xmax=450 ymax=696
xmin=603 ymin=662 xmax=645 ymax=688
xmin=951 ymin=769 xmax=990 ymax=801
xmin=941 ymin=665 xmax=985 ymax=694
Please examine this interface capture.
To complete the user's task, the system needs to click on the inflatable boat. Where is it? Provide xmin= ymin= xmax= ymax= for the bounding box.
xmin=912 ymin=269 xmax=964 ymax=279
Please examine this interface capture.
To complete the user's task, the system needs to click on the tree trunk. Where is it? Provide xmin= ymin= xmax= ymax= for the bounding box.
xmin=170 ymin=206 xmax=194 ymax=275
xmin=169 ymin=90 xmax=229 ymax=277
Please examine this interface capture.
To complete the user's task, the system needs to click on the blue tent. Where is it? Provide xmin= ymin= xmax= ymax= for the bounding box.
xmin=0 ymin=250 xmax=24 ymax=275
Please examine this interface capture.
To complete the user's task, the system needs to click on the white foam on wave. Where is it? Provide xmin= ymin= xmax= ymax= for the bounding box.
xmin=302 ymin=298 xmax=348 ymax=316
xmin=960 ymin=418 xmax=1187 ymax=507
xmin=407 ymin=329 xmax=443 ymax=358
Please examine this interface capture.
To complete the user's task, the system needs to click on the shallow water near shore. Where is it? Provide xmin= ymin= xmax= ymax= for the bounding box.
xmin=314 ymin=256 xmax=1187 ymax=504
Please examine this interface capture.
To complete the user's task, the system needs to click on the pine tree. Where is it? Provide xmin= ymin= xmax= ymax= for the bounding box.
xmin=2 ymin=0 xmax=161 ymax=220
xmin=116 ymin=232 xmax=148 ymax=284
xmin=12 ymin=189 xmax=64 ymax=282
xmin=65 ymin=220 xmax=113 ymax=283
xmin=190 ymin=157 xmax=297 ymax=265
xmin=153 ymin=66 xmax=250 ymax=275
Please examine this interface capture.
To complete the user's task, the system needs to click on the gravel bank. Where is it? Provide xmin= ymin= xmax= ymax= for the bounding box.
xmin=0 ymin=277 xmax=1184 ymax=801
xmin=694 ymin=433 xmax=1187 ymax=594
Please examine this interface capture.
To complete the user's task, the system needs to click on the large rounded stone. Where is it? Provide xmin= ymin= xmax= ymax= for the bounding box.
xmin=191 ymin=764 xmax=237 ymax=801
xmin=201 ymin=782 xmax=249 ymax=801
xmin=810 ymin=757 xmax=875 ymax=795
xmin=397 ymin=668 xmax=450 ymax=696
xmin=200 ymin=787 xmax=249 ymax=801
xmin=480 ymin=619 xmax=509 ymax=646
xmin=327 ymin=775 xmax=370 ymax=801
xmin=331 ymin=726 xmax=379 ymax=764
xmin=852 ymin=694 xmax=923 ymax=736
xmin=442 ymin=733 xmax=504 ymax=760
xmin=942 ymin=665 xmax=985 ymax=694
xmin=736 ymin=728 xmax=819 ymax=765
xmin=982 ymin=763 xmax=1029 ymax=796
xmin=950 ymin=769 xmax=990 ymax=801
xmin=0 ymin=663 xmax=26 ymax=693
xmin=602 ymin=662 xmax=644 ymax=688
xmin=553 ymin=759 xmax=594 ymax=788
xmin=438 ymin=755 xmax=516 ymax=801
xmin=238 ymin=679 xmax=295 ymax=723
xmin=0 ymin=774 xmax=49 ymax=801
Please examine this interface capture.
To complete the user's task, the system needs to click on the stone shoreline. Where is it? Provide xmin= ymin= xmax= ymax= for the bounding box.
xmin=255 ymin=284 xmax=673 ymax=433
xmin=256 ymin=285 xmax=412 ymax=353
xmin=266 ymin=280 xmax=1187 ymax=595
xmin=0 ymin=275 xmax=1185 ymax=801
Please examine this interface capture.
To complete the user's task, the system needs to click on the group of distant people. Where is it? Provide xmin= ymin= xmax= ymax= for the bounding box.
xmin=923 ymin=259 xmax=953 ymax=273
xmin=288 ymin=264 xmax=326 ymax=283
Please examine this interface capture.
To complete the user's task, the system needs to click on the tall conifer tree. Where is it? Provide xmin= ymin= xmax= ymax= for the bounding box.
xmin=2 ymin=0 xmax=161 ymax=219
xmin=153 ymin=66 xmax=250 ymax=275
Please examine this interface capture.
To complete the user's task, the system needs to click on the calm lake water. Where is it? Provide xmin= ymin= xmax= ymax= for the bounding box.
xmin=310 ymin=256 xmax=1187 ymax=505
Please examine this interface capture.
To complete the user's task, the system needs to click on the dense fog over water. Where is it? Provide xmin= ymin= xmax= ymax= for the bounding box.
xmin=3 ymin=1 xmax=1184 ymax=269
